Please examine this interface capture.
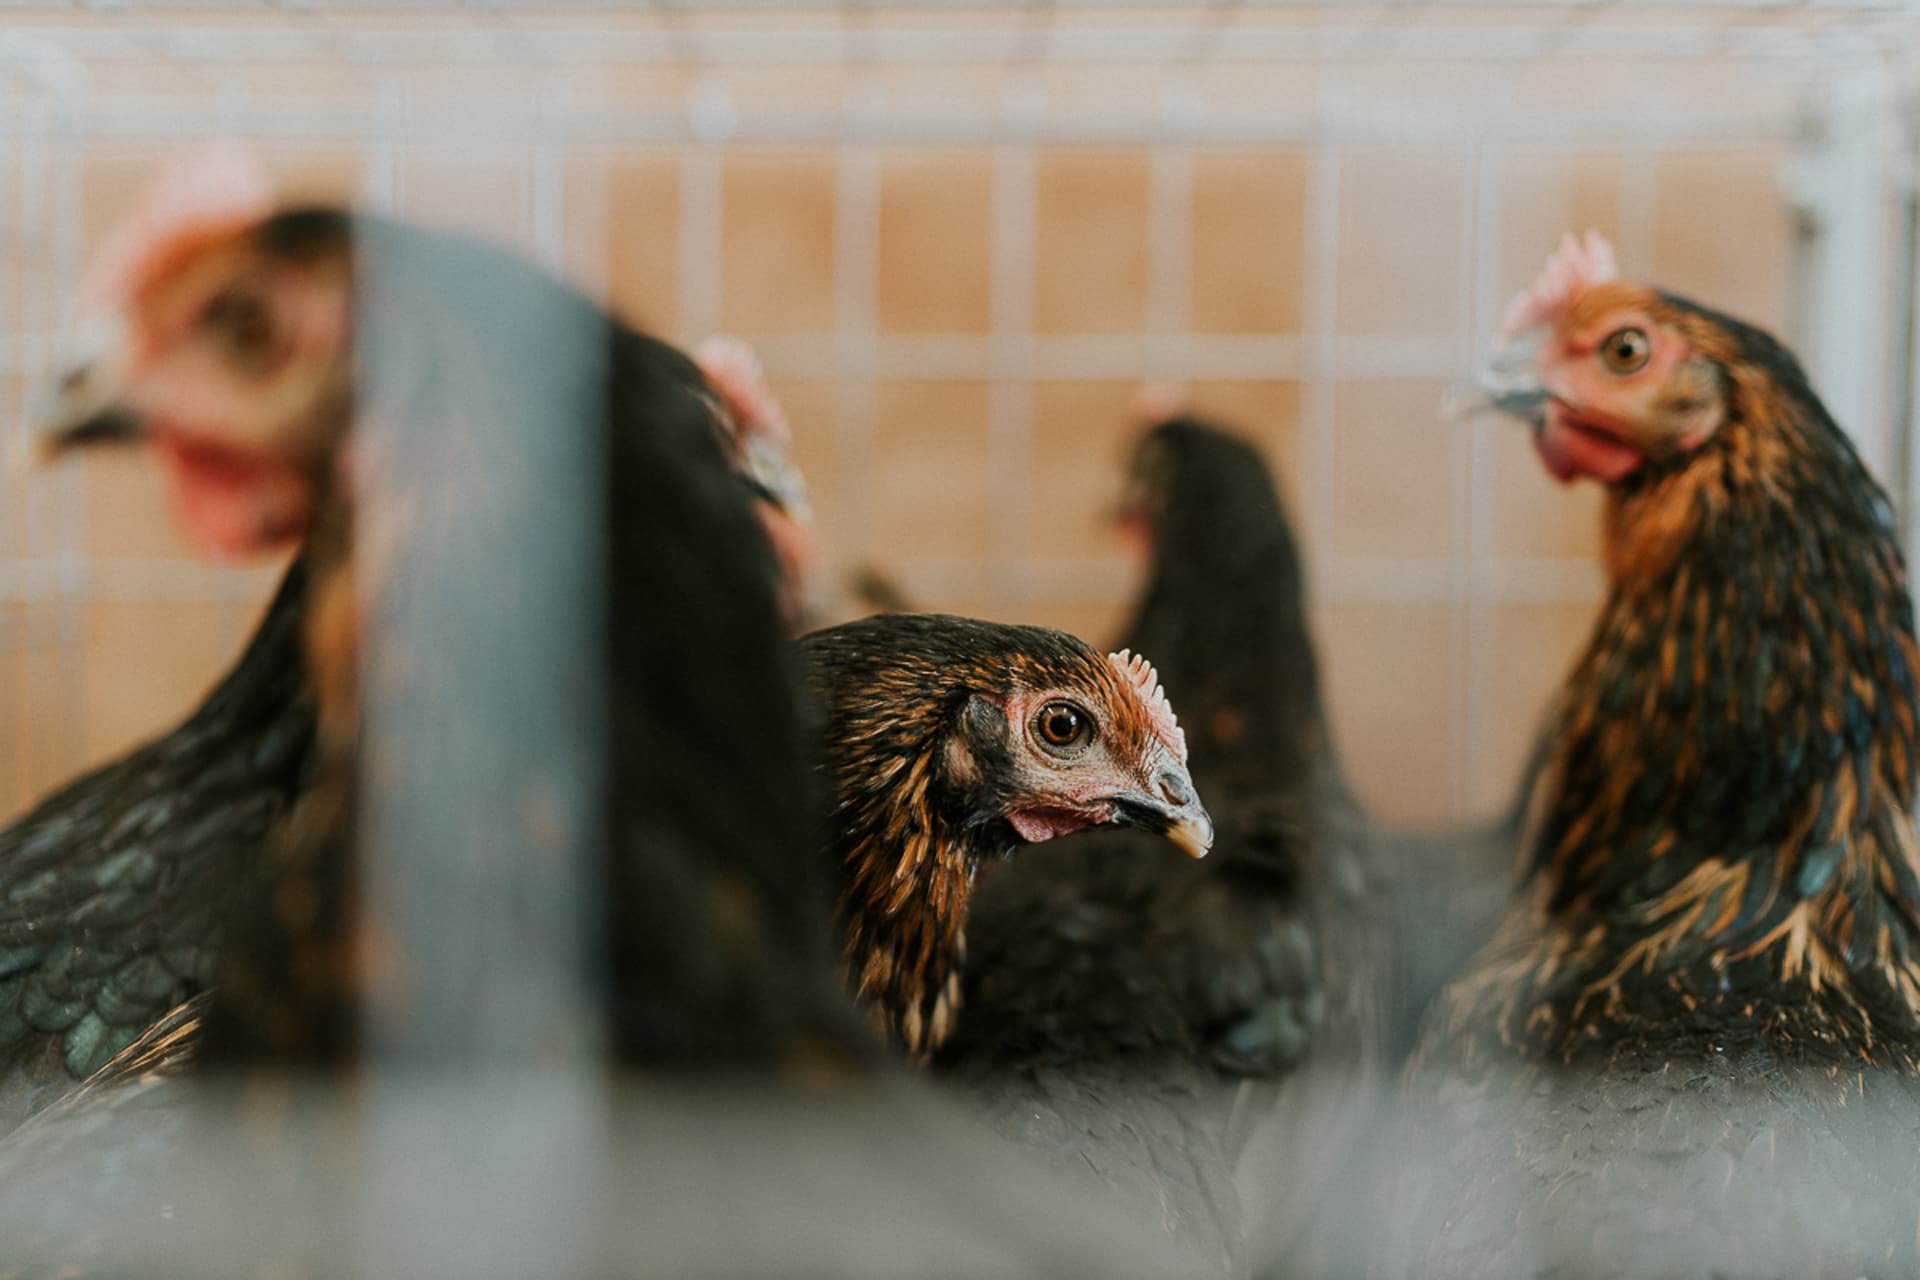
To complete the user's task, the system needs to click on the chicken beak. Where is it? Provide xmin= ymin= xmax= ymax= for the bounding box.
xmin=26 ymin=314 xmax=146 ymax=467
xmin=1163 ymin=807 xmax=1215 ymax=860
xmin=1120 ymin=763 xmax=1214 ymax=859
xmin=1440 ymin=328 xmax=1550 ymax=428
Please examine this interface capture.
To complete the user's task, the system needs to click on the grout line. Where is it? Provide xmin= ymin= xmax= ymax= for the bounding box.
xmin=1457 ymin=143 xmax=1504 ymax=821
xmin=529 ymin=75 xmax=567 ymax=274
xmin=788 ymin=552 xmax=1606 ymax=611
xmin=0 ymin=553 xmax=1613 ymax=608
xmin=833 ymin=141 xmax=881 ymax=558
xmin=708 ymin=331 xmax=1466 ymax=381
xmin=1300 ymin=138 xmax=1340 ymax=567
xmin=1146 ymin=141 xmax=1193 ymax=380
xmin=988 ymin=141 xmax=1037 ymax=605
xmin=48 ymin=125 xmax=83 ymax=781
xmin=1618 ymin=147 xmax=1658 ymax=278
xmin=675 ymin=145 xmax=723 ymax=344
xmin=361 ymin=79 xmax=402 ymax=211
xmin=0 ymin=129 xmax=15 ymax=778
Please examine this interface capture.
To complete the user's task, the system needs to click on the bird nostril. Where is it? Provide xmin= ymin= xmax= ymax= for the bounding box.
xmin=1157 ymin=772 xmax=1194 ymax=808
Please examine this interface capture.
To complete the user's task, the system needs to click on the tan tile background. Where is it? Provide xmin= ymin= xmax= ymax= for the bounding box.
xmin=0 ymin=135 xmax=1797 ymax=829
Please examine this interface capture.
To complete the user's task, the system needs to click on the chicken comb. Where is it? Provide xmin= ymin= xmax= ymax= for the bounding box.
xmin=1108 ymin=648 xmax=1187 ymax=763
xmin=1132 ymin=380 xmax=1189 ymax=426
xmin=81 ymin=139 xmax=276 ymax=312
xmin=694 ymin=335 xmax=791 ymax=447
xmin=694 ymin=334 xmax=811 ymax=523
xmin=1499 ymin=229 xmax=1618 ymax=341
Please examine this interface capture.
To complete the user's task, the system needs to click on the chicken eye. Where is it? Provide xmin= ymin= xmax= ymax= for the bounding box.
xmin=202 ymin=287 xmax=279 ymax=369
xmin=1033 ymin=702 xmax=1093 ymax=754
xmin=1600 ymin=327 xmax=1650 ymax=374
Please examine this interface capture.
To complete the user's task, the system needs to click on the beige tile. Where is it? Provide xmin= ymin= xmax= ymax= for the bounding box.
xmin=872 ymin=381 xmax=993 ymax=560
xmin=1467 ymin=600 xmax=1601 ymax=816
xmin=1486 ymin=417 xmax=1607 ymax=561
xmin=0 ymin=641 xmax=71 ymax=824
xmin=226 ymin=562 xmax=295 ymax=640
xmin=1029 ymin=380 xmax=1141 ymax=559
xmin=1034 ymin=150 xmax=1150 ymax=335
xmin=720 ymin=150 xmax=838 ymax=335
xmin=84 ymin=452 xmax=200 ymax=562
xmin=1017 ymin=598 xmax=1132 ymax=651
xmin=1651 ymin=148 xmax=1791 ymax=332
xmin=1316 ymin=600 xmax=1458 ymax=826
xmin=80 ymin=145 xmax=160 ymax=254
xmin=1189 ymin=151 xmax=1307 ymax=334
xmin=265 ymin=150 xmax=363 ymax=206
xmin=610 ymin=155 xmax=682 ymax=334
xmin=1497 ymin=153 xmax=1624 ymax=319
xmin=398 ymin=147 xmax=532 ymax=250
xmin=769 ymin=377 xmax=843 ymax=572
xmin=1185 ymin=380 xmax=1305 ymax=513
xmin=80 ymin=601 xmax=250 ymax=770
xmin=1336 ymin=151 xmax=1469 ymax=337
xmin=1329 ymin=379 xmax=1459 ymax=560
xmin=876 ymin=153 xmax=993 ymax=335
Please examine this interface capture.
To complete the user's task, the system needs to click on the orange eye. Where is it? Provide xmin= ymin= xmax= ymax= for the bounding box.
xmin=1600 ymin=327 xmax=1650 ymax=374
xmin=1034 ymin=701 xmax=1093 ymax=754
xmin=202 ymin=285 xmax=280 ymax=372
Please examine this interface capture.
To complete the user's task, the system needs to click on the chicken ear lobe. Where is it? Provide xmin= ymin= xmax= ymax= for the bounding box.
xmin=944 ymin=692 xmax=1014 ymax=790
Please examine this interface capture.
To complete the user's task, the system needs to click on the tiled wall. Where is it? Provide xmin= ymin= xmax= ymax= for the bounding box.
xmin=0 ymin=135 xmax=1795 ymax=829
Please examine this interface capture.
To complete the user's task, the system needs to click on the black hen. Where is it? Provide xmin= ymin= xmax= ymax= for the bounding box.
xmin=36 ymin=200 xmax=854 ymax=1071
xmin=1 ymin=164 xmax=1214 ymax=1278
xmin=923 ymin=416 xmax=1395 ymax=1275
xmin=1388 ymin=234 xmax=1920 ymax=1279
xmin=0 ymin=561 xmax=315 ymax=1129
xmin=795 ymin=612 xmax=1212 ymax=1064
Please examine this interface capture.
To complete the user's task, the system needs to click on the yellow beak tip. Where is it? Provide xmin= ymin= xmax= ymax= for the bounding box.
xmin=1167 ymin=819 xmax=1213 ymax=860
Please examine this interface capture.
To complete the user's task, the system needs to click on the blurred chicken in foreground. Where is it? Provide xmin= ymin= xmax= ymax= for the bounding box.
xmin=694 ymin=334 xmax=816 ymax=627
xmin=1 ymin=145 xmax=1219 ymax=1278
xmin=1389 ymin=232 xmax=1920 ymax=1278
xmin=30 ymin=143 xmax=849 ymax=1070
xmin=1 ymin=148 xmax=835 ymax=1089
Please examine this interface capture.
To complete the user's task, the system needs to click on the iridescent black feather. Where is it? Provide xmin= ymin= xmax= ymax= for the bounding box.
xmin=1392 ymin=288 xmax=1920 ymax=1278
xmin=0 ymin=561 xmax=315 ymax=1130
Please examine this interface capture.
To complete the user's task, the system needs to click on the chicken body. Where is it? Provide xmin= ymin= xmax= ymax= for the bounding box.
xmin=37 ymin=197 xmax=856 ymax=1071
xmin=1390 ymin=237 xmax=1920 ymax=1278
xmin=796 ymin=612 xmax=1211 ymax=1064
xmin=3 ymin=163 xmax=1221 ymax=1279
xmin=923 ymin=419 xmax=1406 ymax=1275
xmin=0 ymin=561 xmax=314 ymax=1131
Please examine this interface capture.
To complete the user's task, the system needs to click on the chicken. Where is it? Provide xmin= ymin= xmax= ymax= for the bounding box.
xmin=693 ymin=334 xmax=816 ymax=627
xmin=1 ymin=148 xmax=1224 ymax=1280
xmin=32 ymin=144 xmax=851 ymax=1070
xmin=1387 ymin=232 xmax=1920 ymax=1278
xmin=0 ymin=559 xmax=315 ymax=1130
xmin=913 ymin=411 xmax=1402 ymax=1274
xmin=796 ymin=612 xmax=1212 ymax=1063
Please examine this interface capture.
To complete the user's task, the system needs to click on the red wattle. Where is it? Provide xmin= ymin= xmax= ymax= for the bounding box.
xmin=1006 ymin=807 xmax=1097 ymax=844
xmin=1532 ymin=407 xmax=1645 ymax=485
xmin=154 ymin=428 xmax=312 ymax=561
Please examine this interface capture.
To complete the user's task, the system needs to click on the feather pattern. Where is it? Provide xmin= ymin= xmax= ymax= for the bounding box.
xmin=1391 ymin=278 xmax=1920 ymax=1279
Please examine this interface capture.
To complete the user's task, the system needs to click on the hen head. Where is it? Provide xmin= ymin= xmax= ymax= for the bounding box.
xmin=35 ymin=144 xmax=354 ymax=560
xmin=692 ymin=335 xmax=815 ymax=624
xmin=1484 ymin=230 xmax=1732 ymax=486
xmin=807 ymin=614 xmax=1212 ymax=861
xmin=984 ymin=642 xmax=1209 ymax=856
xmin=807 ymin=613 xmax=1211 ymax=1058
